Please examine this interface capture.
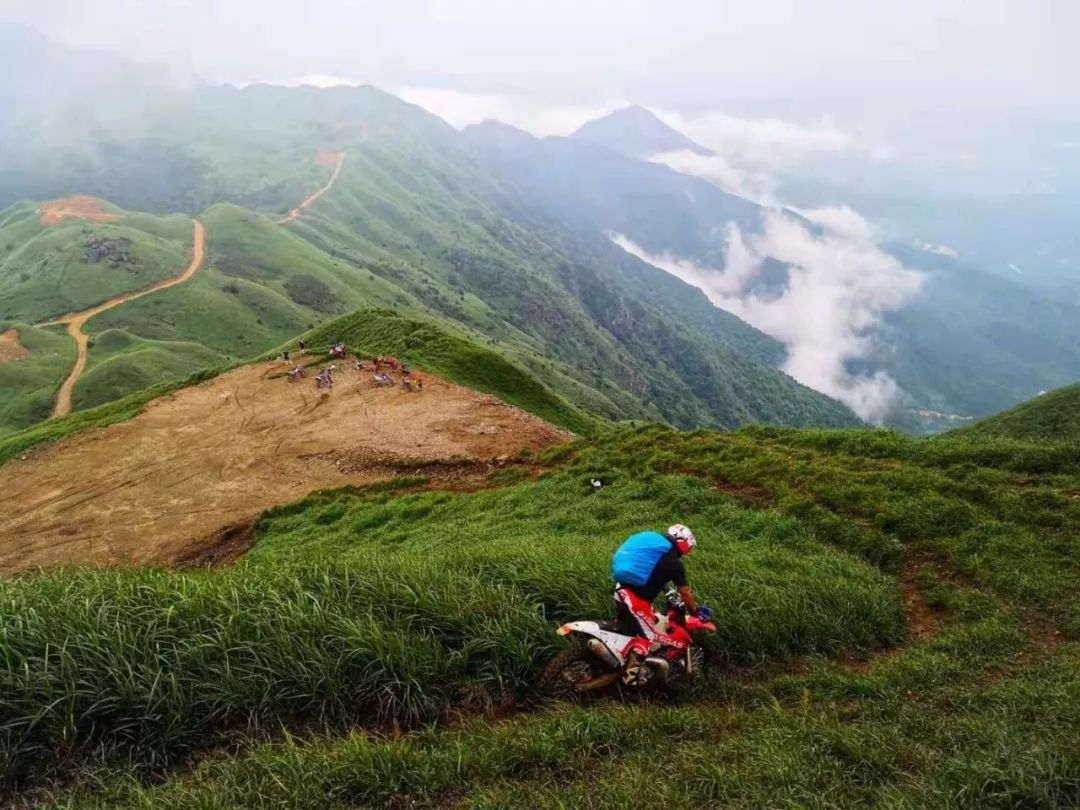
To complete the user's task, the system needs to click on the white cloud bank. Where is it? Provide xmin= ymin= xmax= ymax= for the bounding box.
xmin=647 ymin=111 xmax=855 ymax=202
xmin=914 ymin=239 xmax=959 ymax=257
xmin=611 ymin=206 xmax=924 ymax=424
xmin=234 ymin=74 xmax=359 ymax=89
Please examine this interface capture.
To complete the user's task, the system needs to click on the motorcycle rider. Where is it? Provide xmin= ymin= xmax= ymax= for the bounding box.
xmin=611 ymin=524 xmax=706 ymax=639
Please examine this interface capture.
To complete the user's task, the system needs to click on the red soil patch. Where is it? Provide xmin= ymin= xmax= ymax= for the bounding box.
xmin=314 ymin=149 xmax=345 ymax=166
xmin=710 ymin=479 xmax=771 ymax=505
xmin=0 ymin=361 xmax=570 ymax=573
xmin=38 ymin=196 xmax=121 ymax=226
xmin=0 ymin=329 xmax=29 ymax=363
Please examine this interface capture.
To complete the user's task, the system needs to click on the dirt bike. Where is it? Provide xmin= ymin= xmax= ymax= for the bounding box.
xmin=330 ymin=343 xmax=347 ymax=359
xmin=287 ymin=366 xmax=306 ymax=382
xmin=372 ymin=373 xmax=393 ymax=387
xmin=542 ymin=587 xmax=715 ymax=697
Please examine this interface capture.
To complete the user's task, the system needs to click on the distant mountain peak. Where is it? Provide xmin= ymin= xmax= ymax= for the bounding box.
xmin=570 ymin=105 xmax=712 ymax=158
xmin=463 ymin=119 xmax=538 ymax=140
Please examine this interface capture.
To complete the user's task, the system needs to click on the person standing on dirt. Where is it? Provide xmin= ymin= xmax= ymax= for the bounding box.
xmin=610 ymin=524 xmax=705 ymax=640
xmin=298 ymin=339 xmax=306 ymax=356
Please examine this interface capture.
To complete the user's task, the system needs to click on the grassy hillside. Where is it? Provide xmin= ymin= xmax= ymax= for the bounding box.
xmin=73 ymin=329 xmax=228 ymax=412
xmin=1 ymin=80 xmax=860 ymax=435
xmin=2 ymin=424 xmax=1076 ymax=806
xmin=4 ymin=38 xmax=1080 ymax=433
xmin=0 ymin=324 xmax=75 ymax=435
xmin=0 ymin=201 xmax=194 ymax=323
xmin=958 ymin=383 xmax=1080 ymax=442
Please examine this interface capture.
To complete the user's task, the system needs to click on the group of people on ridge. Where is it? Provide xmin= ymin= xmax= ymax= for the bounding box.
xmin=282 ymin=341 xmax=422 ymax=392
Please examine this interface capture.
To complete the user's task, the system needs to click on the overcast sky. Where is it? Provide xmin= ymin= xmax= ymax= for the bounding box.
xmin=5 ymin=0 xmax=1075 ymax=118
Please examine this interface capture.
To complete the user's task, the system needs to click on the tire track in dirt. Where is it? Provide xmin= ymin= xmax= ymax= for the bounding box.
xmin=43 ymin=219 xmax=206 ymax=418
xmin=277 ymin=152 xmax=346 ymax=224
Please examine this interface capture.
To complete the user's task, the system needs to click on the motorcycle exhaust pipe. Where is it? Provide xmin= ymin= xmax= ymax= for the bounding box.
xmin=587 ymin=638 xmax=621 ymax=670
xmin=645 ymin=656 xmax=670 ymax=680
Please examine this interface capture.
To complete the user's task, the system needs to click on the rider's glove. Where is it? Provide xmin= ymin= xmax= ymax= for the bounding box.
xmin=695 ymin=605 xmax=713 ymax=622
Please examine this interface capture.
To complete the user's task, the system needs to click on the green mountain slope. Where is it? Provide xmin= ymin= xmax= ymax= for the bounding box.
xmin=464 ymin=120 xmax=761 ymax=264
xmin=881 ymin=245 xmax=1080 ymax=422
xmin=0 ymin=324 xmax=75 ymax=434
xmin=0 ymin=201 xmax=194 ymax=323
xmin=0 ymin=75 xmax=859 ymax=434
xmin=957 ymin=383 xmax=1080 ymax=442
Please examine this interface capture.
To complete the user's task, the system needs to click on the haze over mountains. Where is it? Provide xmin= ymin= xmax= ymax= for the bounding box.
xmin=1 ymin=22 xmax=1078 ymax=435
xmin=3 ymin=8 xmax=1080 ymax=806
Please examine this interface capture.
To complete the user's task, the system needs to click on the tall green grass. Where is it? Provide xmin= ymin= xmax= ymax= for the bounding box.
xmin=42 ymin=630 xmax=1080 ymax=810
xmin=956 ymin=382 xmax=1080 ymax=443
xmin=0 ymin=563 xmax=554 ymax=784
xmin=0 ymin=461 xmax=901 ymax=786
xmin=3 ymin=424 xmax=1078 ymax=799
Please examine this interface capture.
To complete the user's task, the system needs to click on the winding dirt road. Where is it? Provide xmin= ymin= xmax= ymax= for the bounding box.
xmin=277 ymin=152 xmax=346 ymax=224
xmin=47 ymin=219 xmax=205 ymax=418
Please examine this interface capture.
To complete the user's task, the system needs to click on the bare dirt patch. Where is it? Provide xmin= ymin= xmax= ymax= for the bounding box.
xmin=0 ymin=362 xmax=570 ymax=573
xmin=709 ymin=478 xmax=771 ymax=505
xmin=38 ymin=196 xmax=121 ymax=226
xmin=0 ymin=329 xmax=29 ymax=363
xmin=314 ymin=149 xmax=345 ymax=167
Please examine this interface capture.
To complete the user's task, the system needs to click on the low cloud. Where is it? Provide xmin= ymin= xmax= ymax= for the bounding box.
xmin=237 ymin=74 xmax=359 ymax=89
xmin=643 ymin=109 xmax=889 ymax=204
xmin=611 ymin=206 xmax=924 ymax=424
xmin=649 ymin=149 xmax=777 ymax=203
xmin=395 ymin=87 xmax=627 ymax=136
xmin=654 ymin=110 xmax=852 ymax=169
xmin=647 ymin=110 xmax=870 ymax=203
xmin=914 ymin=239 xmax=959 ymax=257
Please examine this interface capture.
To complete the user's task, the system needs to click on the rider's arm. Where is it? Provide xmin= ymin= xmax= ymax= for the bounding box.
xmin=677 ymin=585 xmax=699 ymax=614
xmin=669 ymin=557 xmax=699 ymax=613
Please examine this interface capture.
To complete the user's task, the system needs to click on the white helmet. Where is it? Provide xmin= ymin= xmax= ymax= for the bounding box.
xmin=667 ymin=524 xmax=696 ymax=555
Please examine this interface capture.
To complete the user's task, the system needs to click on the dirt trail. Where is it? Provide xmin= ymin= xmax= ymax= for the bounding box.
xmin=46 ymin=219 xmax=205 ymax=418
xmin=0 ymin=362 xmax=569 ymax=573
xmin=277 ymin=152 xmax=346 ymax=224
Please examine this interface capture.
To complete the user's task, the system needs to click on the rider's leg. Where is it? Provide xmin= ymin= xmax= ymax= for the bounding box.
xmin=614 ymin=586 xmax=659 ymax=640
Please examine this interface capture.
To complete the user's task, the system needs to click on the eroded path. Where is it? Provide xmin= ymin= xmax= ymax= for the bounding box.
xmin=46 ymin=219 xmax=205 ymax=418
xmin=277 ymin=151 xmax=346 ymax=224
xmin=0 ymin=362 xmax=569 ymax=572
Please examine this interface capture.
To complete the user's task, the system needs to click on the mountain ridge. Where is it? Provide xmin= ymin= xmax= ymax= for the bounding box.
xmin=570 ymin=104 xmax=712 ymax=157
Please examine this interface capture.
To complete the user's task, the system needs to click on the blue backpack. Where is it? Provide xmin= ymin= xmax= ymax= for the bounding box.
xmin=611 ymin=531 xmax=671 ymax=586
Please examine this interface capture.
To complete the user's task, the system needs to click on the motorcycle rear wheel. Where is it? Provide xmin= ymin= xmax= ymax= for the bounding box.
xmin=539 ymin=648 xmax=602 ymax=698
